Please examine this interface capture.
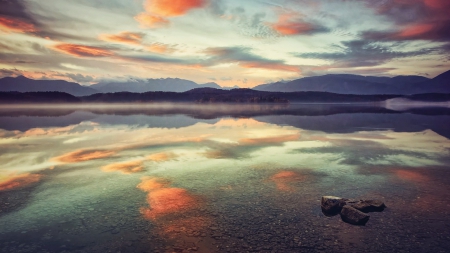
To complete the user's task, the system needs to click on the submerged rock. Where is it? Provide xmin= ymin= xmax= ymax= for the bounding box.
xmin=351 ymin=200 xmax=386 ymax=213
xmin=340 ymin=205 xmax=370 ymax=225
xmin=321 ymin=196 xmax=347 ymax=216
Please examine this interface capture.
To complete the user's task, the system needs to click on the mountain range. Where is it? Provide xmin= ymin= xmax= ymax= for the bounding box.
xmin=0 ymin=70 xmax=449 ymax=96
xmin=253 ymin=70 xmax=450 ymax=94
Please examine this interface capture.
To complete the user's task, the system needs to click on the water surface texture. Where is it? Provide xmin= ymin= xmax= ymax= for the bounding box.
xmin=1 ymin=104 xmax=450 ymax=253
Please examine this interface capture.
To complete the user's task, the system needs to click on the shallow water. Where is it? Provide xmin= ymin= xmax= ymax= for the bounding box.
xmin=1 ymin=103 xmax=450 ymax=253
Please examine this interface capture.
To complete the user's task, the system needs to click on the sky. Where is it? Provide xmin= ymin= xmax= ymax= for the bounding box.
xmin=0 ymin=0 xmax=450 ymax=88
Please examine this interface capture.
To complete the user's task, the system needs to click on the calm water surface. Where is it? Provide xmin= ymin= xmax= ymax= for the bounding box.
xmin=1 ymin=103 xmax=450 ymax=253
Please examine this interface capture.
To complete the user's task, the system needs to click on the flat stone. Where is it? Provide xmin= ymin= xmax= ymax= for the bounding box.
xmin=351 ymin=199 xmax=386 ymax=213
xmin=340 ymin=205 xmax=370 ymax=225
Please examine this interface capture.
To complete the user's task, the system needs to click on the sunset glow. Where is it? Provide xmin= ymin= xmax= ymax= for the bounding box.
xmin=0 ymin=0 xmax=448 ymax=87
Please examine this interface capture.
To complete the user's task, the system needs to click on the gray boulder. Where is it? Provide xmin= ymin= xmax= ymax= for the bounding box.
xmin=340 ymin=205 xmax=370 ymax=225
xmin=321 ymin=196 xmax=348 ymax=216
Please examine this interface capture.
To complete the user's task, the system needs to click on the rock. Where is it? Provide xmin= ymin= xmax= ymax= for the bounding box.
xmin=340 ymin=205 xmax=370 ymax=225
xmin=351 ymin=200 xmax=386 ymax=213
xmin=321 ymin=196 xmax=347 ymax=216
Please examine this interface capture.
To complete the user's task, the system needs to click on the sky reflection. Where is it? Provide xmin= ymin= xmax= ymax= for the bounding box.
xmin=1 ymin=107 xmax=450 ymax=252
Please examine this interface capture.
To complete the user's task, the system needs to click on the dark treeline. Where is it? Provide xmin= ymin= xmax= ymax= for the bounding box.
xmin=0 ymin=88 xmax=449 ymax=104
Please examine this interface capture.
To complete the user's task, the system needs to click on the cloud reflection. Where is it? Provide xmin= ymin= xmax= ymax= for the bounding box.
xmin=101 ymin=160 xmax=144 ymax=174
xmin=146 ymin=152 xmax=178 ymax=162
xmin=269 ymin=170 xmax=306 ymax=192
xmin=138 ymin=177 xmax=201 ymax=220
xmin=51 ymin=149 xmax=116 ymax=163
xmin=0 ymin=173 xmax=42 ymax=191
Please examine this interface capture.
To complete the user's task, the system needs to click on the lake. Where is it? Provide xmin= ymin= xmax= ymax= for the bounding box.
xmin=1 ymin=103 xmax=450 ymax=253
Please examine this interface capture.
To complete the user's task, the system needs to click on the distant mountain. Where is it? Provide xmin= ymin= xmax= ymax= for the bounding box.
xmin=90 ymin=78 xmax=224 ymax=93
xmin=253 ymin=71 xmax=450 ymax=95
xmin=0 ymin=76 xmax=98 ymax=96
xmin=199 ymin=82 xmax=222 ymax=89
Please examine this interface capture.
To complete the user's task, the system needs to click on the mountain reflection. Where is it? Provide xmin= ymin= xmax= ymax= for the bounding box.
xmin=1 ymin=103 xmax=450 ymax=138
xmin=0 ymin=104 xmax=450 ymax=252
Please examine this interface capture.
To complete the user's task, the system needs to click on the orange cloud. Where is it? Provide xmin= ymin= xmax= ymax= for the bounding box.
xmin=147 ymin=151 xmax=178 ymax=162
xmin=146 ymin=43 xmax=176 ymax=54
xmin=267 ymin=12 xmax=318 ymax=35
xmin=0 ymin=16 xmax=37 ymax=33
xmin=0 ymin=173 xmax=42 ymax=191
xmin=395 ymin=24 xmax=435 ymax=39
xmin=136 ymin=0 xmax=208 ymax=28
xmin=99 ymin=31 xmax=144 ymax=45
xmin=141 ymin=188 xmax=199 ymax=220
xmin=134 ymin=13 xmax=169 ymax=28
xmin=269 ymin=171 xmax=306 ymax=192
xmin=51 ymin=149 xmax=116 ymax=163
xmin=101 ymin=160 xmax=144 ymax=174
xmin=137 ymin=177 xmax=170 ymax=192
xmin=239 ymin=134 xmax=300 ymax=145
xmin=144 ymin=0 xmax=208 ymax=16
xmin=52 ymin=43 xmax=115 ymax=57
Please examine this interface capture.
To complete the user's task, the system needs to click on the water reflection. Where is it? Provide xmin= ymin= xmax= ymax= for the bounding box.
xmin=0 ymin=104 xmax=449 ymax=252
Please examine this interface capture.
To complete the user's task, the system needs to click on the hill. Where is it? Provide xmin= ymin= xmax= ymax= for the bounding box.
xmin=0 ymin=76 xmax=98 ymax=96
xmin=90 ymin=78 xmax=223 ymax=93
xmin=0 ymin=91 xmax=81 ymax=103
xmin=254 ymin=70 xmax=450 ymax=95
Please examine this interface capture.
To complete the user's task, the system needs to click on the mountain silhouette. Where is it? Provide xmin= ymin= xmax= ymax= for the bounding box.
xmin=0 ymin=76 xmax=98 ymax=96
xmin=90 ymin=78 xmax=215 ymax=93
xmin=1 ymin=70 xmax=449 ymax=95
xmin=253 ymin=73 xmax=435 ymax=94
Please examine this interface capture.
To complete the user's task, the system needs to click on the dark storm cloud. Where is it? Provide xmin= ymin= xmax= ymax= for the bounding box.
xmin=294 ymin=39 xmax=436 ymax=68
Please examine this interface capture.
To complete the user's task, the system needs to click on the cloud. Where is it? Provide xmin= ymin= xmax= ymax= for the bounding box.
xmin=136 ymin=0 xmax=209 ymax=28
xmin=64 ymin=73 xmax=94 ymax=83
xmin=0 ymin=173 xmax=42 ymax=191
xmin=52 ymin=44 xmax=115 ymax=57
xmin=134 ymin=13 xmax=170 ymax=28
xmin=204 ymin=47 xmax=301 ymax=73
xmin=146 ymin=43 xmax=176 ymax=54
xmin=143 ymin=0 xmax=208 ymax=16
xmin=239 ymin=134 xmax=300 ymax=145
xmin=0 ymin=16 xmax=37 ymax=33
xmin=295 ymin=39 xmax=436 ymax=68
xmin=0 ymin=0 xmax=39 ymax=33
xmin=51 ymin=149 xmax=116 ymax=163
xmin=267 ymin=10 xmax=328 ymax=36
xmin=101 ymin=160 xmax=144 ymax=174
xmin=99 ymin=32 xmax=145 ymax=45
xmin=364 ymin=0 xmax=450 ymax=42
